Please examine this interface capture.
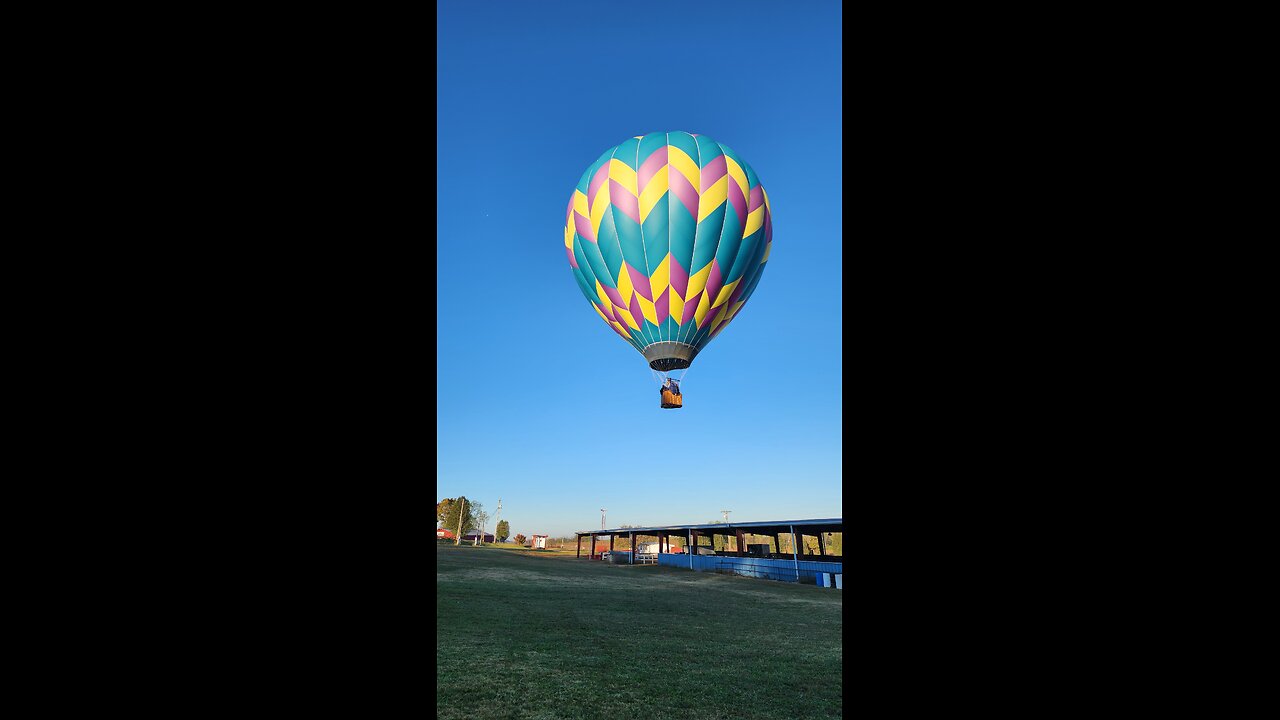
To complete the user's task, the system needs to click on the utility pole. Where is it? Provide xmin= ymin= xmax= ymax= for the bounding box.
xmin=493 ymin=498 xmax=502 ymax=543
xmin=455 ymin=497 xmax=466 ymax=545
xmin=600 ymin=508 xmax=607 ymax=530
xmin=721 ymin=510 xmax=732 ymax=522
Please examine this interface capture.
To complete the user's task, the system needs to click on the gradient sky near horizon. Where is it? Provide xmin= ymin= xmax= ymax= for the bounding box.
xmin=437 ymin=0 xmax=842 ymax=538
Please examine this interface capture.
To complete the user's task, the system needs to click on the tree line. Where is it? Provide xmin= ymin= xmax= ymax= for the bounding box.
xmin=436 ymin=504 xmax=842 ymax=555
xmin=437 ymin=497 xmax=512 ymax=543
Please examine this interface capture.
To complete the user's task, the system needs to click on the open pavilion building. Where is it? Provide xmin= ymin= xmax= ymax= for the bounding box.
xmin=575 ymin=518 xmax=842 ymax=585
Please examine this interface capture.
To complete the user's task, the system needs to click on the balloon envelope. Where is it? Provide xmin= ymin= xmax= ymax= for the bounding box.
xmin=563 ymin=132 xmax=773 ymax=371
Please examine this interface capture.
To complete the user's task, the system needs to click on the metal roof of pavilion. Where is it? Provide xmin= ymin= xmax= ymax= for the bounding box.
xmin=575 ymin=518 xmax=842 ymax=536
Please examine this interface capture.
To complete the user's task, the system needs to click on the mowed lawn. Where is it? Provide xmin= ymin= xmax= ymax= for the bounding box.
xmin=437 ymin=543 xmax=842 ymax=720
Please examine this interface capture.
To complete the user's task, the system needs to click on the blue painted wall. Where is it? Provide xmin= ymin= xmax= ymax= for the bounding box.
xmin=656 ymin=553 xmax=842 ymax=584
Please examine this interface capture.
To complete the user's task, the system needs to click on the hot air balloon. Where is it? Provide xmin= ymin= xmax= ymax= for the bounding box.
xmin=563 ymin=132 xmax=773 ymax=408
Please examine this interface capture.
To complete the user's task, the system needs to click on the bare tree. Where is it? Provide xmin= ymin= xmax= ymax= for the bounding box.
xmin=473 ymin=505 xmax=489 ymax=546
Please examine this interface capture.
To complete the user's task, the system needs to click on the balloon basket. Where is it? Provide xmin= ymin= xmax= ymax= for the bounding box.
xmin=660 ymin=389 xmax=683 ymax=409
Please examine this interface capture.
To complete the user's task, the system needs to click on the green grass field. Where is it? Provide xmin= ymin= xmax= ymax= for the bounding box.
xmin=437 ymin=542 xmax=842 ymax=720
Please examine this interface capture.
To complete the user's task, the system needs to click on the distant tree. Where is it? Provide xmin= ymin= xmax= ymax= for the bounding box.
xmin=473 ymin=506 xmax=488 ymax=545
xmin=827 ymin=532 xmax=843 ymax=556
xmin=437 ymin=499 xmax=454 ymax=527
xmin=514 ymin=533 xmax=527 ymax=546
xmin=442 ymin=496 xmax=475 ymax=539
xmin=496 ymin=520 xmax=510 ymax=542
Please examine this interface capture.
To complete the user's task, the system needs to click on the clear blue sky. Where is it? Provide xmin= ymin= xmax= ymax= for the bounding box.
xmin=437 ymin=0 xmax=842 ymax=538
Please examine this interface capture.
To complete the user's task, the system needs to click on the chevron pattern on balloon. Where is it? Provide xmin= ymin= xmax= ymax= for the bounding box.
xmin=565 ymin=131 xmax=772 ymax=362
